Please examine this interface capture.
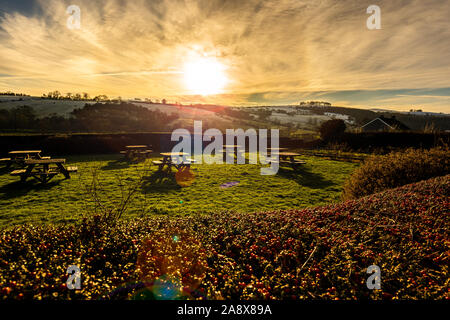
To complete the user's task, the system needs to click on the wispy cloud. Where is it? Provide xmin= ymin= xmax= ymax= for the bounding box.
xmin=0 ymin=0 xmax=449 ymax=112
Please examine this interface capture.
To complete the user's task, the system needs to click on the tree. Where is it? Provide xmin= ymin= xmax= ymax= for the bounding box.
xmin=47 ymin=91 xmax=61 ymax=99
xmin=94 ymin=95 xmax=108 ymax=102
xmin=319 ymin=119 xmax=346 ymax=141
xmin=11 ymin=105 xmax=36 ymax=130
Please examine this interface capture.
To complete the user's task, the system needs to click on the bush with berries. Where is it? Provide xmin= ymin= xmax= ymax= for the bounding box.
xmin=0 ymin=175 xmax=448 ymax=300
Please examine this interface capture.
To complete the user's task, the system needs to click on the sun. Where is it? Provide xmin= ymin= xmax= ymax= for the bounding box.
xmin=183 ymin=57 xmax=228 ymax=95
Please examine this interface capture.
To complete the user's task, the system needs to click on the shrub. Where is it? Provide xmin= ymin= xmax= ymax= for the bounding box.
xmin=319 ymin=119 xmax=346 ymax=142
xmin=342 ymin=147 xmax=450 ymax=200
xmin=0 ymin=175 xmax=448 ymax=300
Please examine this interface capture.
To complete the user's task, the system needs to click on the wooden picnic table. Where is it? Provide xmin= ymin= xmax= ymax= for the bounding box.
xmin=121 ymin=145 xmax=152 ymax=162
xmin=1 ymin=150 xmax=50 ymax=168
xmin=276 ymin=152 xmax=306 ymax=169
xmin=10 ymin=158 xmax=77 ymax=183
xmin=265 ymin=147 xmax=289 ymax=156
xmin=153 ymin=152 xmax=195 ymax=173
xmin=278 ymin=152 xmax=301 ymax=162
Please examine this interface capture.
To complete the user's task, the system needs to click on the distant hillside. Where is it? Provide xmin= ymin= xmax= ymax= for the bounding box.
xmin=1 ymin=96 xmax=448 ymax=132
xmin=297 ymin=105 xmax=450 ymax=131
xmin=0 ymin=95 xmax=96 ymax=118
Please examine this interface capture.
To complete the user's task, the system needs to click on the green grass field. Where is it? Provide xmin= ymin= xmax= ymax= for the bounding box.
xmin=0 ymin=154 xmax=358 ymax=228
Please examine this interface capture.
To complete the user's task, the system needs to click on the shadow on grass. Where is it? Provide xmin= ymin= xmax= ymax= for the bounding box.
xmin=100 ymin=159 xmax=131 ymax=171
xmin=0 ymin=166 xmax=12 ymax=175
xmin=0 ymin=180 xmax=62 ymax=199
xmin=277 ymin=165 xmax=336 ymax=189
xmin=64 ymin=154 xmax=121 ymax=163
xmin=140 ymin=170 xmax=181 ymax=194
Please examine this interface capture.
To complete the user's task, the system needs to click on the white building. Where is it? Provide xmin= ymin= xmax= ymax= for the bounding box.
xmin=324 ymin=112 xmax=355 ymax=124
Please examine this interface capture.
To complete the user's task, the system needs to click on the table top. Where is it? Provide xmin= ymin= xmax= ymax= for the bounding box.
xmin=267 ymin=147 xmax=288 ymax=151
xmin=216 ymin=149 xmax=244 ymax=153
xmin=125 ymin=145 xmax=147 ymax=149
xmin=277 ymin=152 xmax=300 ymax=156
xmin=223 ymin=145 xmax=242 ymax=148
xmin=9 ymin=150 xmax=42 ymax=154
xmin=25 ymin=159 xmax=65 ymax=164
xmin=160 ymin=152 xmax=188 ymax=157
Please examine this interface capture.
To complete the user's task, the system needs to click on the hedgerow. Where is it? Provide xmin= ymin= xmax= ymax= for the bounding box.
xmin=342 ymin=147 xmax=449 ymax=200
xmin=0 ymin=175 xmax=448 ymax=300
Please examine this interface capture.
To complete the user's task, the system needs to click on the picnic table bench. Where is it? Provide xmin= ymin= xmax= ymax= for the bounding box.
xmin=120 ymin=145 xmax=153 ymax=162
xmin=152 ymin=152 xmax=197 ymax=173
xmin=10 ymin=158 xmax=77 ymax=183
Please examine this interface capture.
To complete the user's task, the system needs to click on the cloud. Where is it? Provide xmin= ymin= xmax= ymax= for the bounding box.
xmin=0 ymin=0 xmax=449 ymax=111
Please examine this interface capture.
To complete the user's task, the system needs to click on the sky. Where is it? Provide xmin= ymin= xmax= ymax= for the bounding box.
xmin=0 ymin=0 xmax=449 ymax=112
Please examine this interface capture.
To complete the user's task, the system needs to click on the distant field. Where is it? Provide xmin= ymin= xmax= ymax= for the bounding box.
xmin=0 ymin=154 xmax=358 ymax=227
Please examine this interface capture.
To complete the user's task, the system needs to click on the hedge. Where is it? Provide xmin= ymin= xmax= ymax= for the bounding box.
xmin=342 ymin=147 xmax=449 ymax=200
xmin=0 ymin=175 xmax=448 ymax=300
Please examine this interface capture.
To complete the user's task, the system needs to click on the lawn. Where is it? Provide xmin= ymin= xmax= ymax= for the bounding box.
xmin=0 ymin=154 xmax=358 ymax=227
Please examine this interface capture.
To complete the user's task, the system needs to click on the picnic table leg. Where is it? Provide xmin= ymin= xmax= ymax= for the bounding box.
xmin=162 ymin=157 xmax=171 ymax=174
xmin=57 ymin=163 xmax=71 ymax=179
xmin=155 ymin=160 xmax=165 ymax=172
xmin=40 ymin=163 xmax=49 ymax=183
xmin=288 ymin=156 xmax=295 ymax=169
xmin=125 ymin=150 xmax=134 ymax=161
xmin=21 ymin=164 xmax=35 ymax=182
xmin=154 ymin=159 xmax=162 ymax=173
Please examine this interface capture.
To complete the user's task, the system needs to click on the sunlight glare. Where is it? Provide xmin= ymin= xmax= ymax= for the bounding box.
xmin=183 ymin=57 xmax=228 ymax=95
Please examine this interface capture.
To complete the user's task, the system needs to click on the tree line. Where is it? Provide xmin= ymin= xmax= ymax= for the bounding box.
xmin=0 ymin=91 xmax=30 ymax=96
xmin=42 ymin=91 xmax=112 ymax=102
xmin=0 ymin=103 xmax=179 ymax=133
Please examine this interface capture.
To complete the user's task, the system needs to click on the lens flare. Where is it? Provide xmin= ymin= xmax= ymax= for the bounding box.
xmin=135 ymin=228 xmax=208 ymax=299
xmin=175 ymin=167 xmax=195 ymax=187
